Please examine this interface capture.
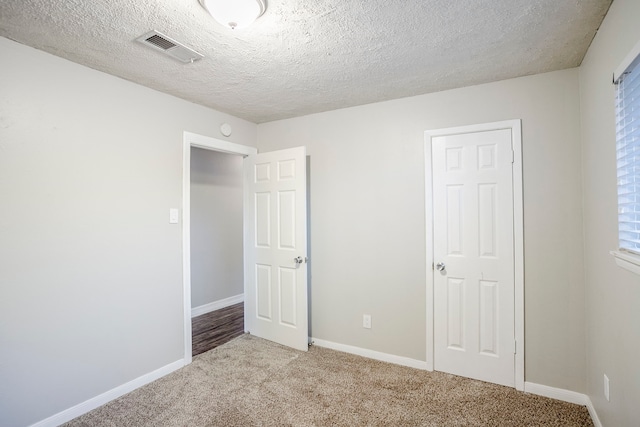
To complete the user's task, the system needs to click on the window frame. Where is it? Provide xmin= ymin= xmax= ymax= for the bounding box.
xmin=611 ymin=38 xmax=640 ymax=275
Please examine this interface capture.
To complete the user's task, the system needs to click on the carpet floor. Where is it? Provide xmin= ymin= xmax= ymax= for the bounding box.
xmin=63 ymin=334 xmax=593 ymax=426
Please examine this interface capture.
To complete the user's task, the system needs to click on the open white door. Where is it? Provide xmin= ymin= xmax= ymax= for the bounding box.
xmin=243 ymin=146 xmax=308 ymax=351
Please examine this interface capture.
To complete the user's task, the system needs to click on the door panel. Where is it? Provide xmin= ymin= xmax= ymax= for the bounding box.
xmin=446 ymin=277 xmax=465 ymax=350
xmin=244 ymin=147 xmax=308 ymax=351
xmin=479 ymin=279 xmax=498 ymax=355
xmin=432 ymin=129 xmax=514 ymax=387
xmin=256 ymin=264 xmax=272 ymax=320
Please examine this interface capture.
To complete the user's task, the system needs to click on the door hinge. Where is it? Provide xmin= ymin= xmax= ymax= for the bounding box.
xmin=511 ymin=149 xmax=515 ymax=164
xmin=513 ymin=339 xmax=517 ymax=354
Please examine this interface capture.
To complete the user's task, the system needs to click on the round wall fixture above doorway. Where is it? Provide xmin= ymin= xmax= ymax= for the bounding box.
xmin=220 ymin=123 xmax=232 ymax=137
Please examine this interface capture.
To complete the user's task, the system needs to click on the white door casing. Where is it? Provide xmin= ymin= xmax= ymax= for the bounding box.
xmin=424 ymin=120 xmax=524 ymax=390
xmin=243 ymin=146 xmax=309 ymax=352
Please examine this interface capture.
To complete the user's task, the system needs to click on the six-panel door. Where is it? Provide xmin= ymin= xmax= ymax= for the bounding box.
xmin=432 ymin=129 xmax=515 ymax=387
xmin=243 ymin=147 xmax=308 ymax=352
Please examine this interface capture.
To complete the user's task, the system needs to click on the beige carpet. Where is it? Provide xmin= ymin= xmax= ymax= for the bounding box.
xmin=63 ymin=334 xmax=593 ymax=426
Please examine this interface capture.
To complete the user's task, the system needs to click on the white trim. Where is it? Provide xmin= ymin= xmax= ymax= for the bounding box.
xmin=182 ymin=136 xmax=193 ymax=366
xmin=524 ymin=381 xmax=588 ymax=405
xmin=523 ymin=382 xmax=601 ymax=427
xmin=611 ymin=250 xmax=640 ymax=276
xmin=424 ymin=138 xmax=435 ymax=372
xmin=29 ymin=359 xmax=183 ymax=427
xmin=311 ymin=338 xmax=428 ymax=370
xmin=586 ymin=398 xmax=603 ymax=427
xmin=182 ymin=132 xmax=257 ymax=366
xmin=424 ymin=119 xmax=525 ymax=391
xmin=614 ymin=37 xmax=640 ymax=83
xmin=191 ymin=293 xmax=244 ymax=318
xmin=511 ymin=120 xmax=525 ymax=391
xmin=184 ymin=131 xmax=256 ymax=156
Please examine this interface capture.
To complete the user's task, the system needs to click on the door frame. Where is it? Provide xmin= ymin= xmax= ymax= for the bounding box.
xmin=424 ymin=120 xmax=524 ymax=391
xmin=181 ymin=131 xmax=257 ymax=365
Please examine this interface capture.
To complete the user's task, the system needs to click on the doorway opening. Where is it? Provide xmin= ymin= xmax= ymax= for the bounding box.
xmin=182 ymin=132 xmax=257 ymax=365
xmin=190 ymin=147 xmax=244 ymax=356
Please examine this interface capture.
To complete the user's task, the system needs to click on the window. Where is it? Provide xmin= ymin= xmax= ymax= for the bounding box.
xmin=613 ymin=40 xmax=640 ymax=274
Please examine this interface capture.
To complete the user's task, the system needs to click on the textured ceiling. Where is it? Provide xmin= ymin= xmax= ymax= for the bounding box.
xmin=0 ymin=0 xmax=611 ymax=123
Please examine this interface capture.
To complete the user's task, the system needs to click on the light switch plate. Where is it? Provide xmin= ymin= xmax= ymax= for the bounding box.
xmin=169 ymin=208 xmax=179 ymax=224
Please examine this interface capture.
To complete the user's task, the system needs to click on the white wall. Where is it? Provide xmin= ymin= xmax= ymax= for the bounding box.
xmin=579 ymin=0 xmax=640 ymax=424
xmin=258 ymin=68 xmax=586 ymax=392
xmin=0 ymin=37 xmax=256 ymax=427
xmin=190 ymin=148 xmax=244 ymax=309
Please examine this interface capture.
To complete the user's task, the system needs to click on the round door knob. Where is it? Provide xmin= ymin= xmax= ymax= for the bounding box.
xmin=436 ymin=262 xmax=446 ymax=271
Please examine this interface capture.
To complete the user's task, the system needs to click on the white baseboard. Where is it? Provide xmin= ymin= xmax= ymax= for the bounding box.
xmin=191 ymin=293 xmax=243 ymax=318
xmin=29 ymin=359 xmax=184 ymax=427
xmin=524 ymin=382 xmax=587 ymax=405
xmin=524 ymin=382 xmax=601 ymax=427
xmin=311 ymin=337 xmax=428 ymax=370
xmin=585 ymin=398 xmax=603 ymax=427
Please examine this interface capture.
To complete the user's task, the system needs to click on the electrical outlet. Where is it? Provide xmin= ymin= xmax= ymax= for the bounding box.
xmin=604 ymin=374 xmax=610 ymax=401
xmin=363 ymin=314 xmax=371 ymax=329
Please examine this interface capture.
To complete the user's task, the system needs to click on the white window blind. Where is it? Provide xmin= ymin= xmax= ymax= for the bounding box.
xmin=616 ymin=55 xmax=640 ymax=256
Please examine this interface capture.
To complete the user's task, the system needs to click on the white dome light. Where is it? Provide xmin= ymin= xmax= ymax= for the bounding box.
xmin=199 ymin=0 xmax=266 ymax=30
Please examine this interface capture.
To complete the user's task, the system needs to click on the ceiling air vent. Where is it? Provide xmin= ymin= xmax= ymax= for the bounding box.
xmin=136 ymin=30 xmax=204 ymax=63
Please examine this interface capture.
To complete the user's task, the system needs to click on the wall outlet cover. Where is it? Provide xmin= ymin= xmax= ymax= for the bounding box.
xmin=363 ymin=314 xmax=372 ymax=329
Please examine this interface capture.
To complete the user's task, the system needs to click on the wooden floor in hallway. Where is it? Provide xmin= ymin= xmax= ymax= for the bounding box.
xmin=191 ymin=302 xmax=244 ymax=357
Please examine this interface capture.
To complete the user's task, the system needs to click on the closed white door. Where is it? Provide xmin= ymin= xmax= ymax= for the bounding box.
xmin=243 ymin=146 xmax=308 ymax=352
xmin=432 ymin=129 xmax=515 ymax=387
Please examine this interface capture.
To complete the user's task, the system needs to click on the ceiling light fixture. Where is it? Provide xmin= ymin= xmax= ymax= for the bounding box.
xmin=198 ymin=0 xmax=266 ymax=30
